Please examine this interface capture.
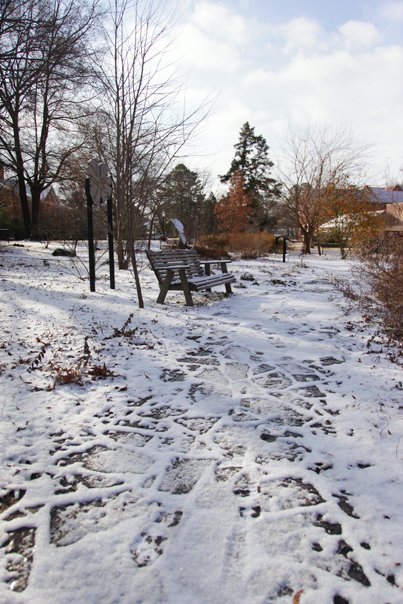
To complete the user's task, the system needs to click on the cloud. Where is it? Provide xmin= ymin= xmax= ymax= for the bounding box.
xmin=211 ymin=41 xmax=402 ymax=179
xmin=191 ymin=1 xmax=250 ymax=43
xmin=171 ymin=1 xmax=253 ymax=71
xmin=174 ymin=2 xmax=403 ymax=183
xmin=246 ymin=44 xmax=402 ymax=121
xmin=281 ymin=17 xmax=324 ymax=54
xmin=380 ymin=1 xmax=403 ymax=21
xmin=175 ymin=22 xmax=242 ymax=70
xmin=338 ymin=20 xmax=381 ymax=50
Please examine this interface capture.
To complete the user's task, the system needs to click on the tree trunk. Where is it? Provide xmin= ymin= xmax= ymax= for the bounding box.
xmin=129 ymin=229 xmax=144 ymax=308
xmin=14 ymin=139 xmax=31 ymax=237
xmin=302 ymin=230 xmax=311 ymax=254
xmin=147 ymin=211 xmax=156 ymax=249
xmin=129 ymin=239 xmax=144 ymax=308
xmin=117 ymin=237 xmax=129 ymax=269
xmin=17 ymin=175 xmax=31 ymax=238
xmin=31 ymin=188 xmax=41 ymax=229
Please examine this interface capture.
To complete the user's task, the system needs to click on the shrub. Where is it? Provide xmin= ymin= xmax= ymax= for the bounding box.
xmin=227 ymin=232 xmax=275 ymax=256
xmin=195 ymin=234 xmax=230 ymax=258
xmin=196 ymin=231 xmax=275 ymax=258
xmin=357 ymin=233 xmax=403 ymax=343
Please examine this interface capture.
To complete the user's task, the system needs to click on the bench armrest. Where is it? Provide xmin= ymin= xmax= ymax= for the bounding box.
xmin=202 ymin=259 xmax=232 ymax=265
xmin=201 ymin=259 xmax=232 ymax=276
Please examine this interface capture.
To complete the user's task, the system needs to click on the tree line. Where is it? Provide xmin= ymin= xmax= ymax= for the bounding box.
xmin=0 ymin=0 xmax=389 ymax=259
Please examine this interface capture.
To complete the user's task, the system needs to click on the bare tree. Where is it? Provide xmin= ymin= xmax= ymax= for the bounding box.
xmin=317 ymin=184 xmax=383 ymax=258
xmin=95 ymin=0 xmax=210 ymax=288
xmin=279 ymin=128 xmax=369 ymax=254
xmin=0 ymin=0 xmax=102 ymax=236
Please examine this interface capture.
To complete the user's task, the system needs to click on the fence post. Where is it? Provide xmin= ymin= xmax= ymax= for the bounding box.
xmin=85 ymin=177 xmax=96 ymax=292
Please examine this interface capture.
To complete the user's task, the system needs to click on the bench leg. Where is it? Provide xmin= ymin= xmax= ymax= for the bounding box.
xmin=220 ymin=263 xmax=232 ymax=294
xmin=157 ymin=270 xmax=174 ymax=304
xmin=203 ymin=264 xmax=212 ymax=292
xmin=179 ymin=269 xmax=194 ymax=306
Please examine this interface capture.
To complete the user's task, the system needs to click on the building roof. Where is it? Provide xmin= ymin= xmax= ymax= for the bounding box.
xmin=368 ymin=187 xmax=403 ymax=204
xmin=0 ymin=177 xmax=58 ymax=202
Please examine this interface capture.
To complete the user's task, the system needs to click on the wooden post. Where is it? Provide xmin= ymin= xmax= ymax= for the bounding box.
xmin=85 ymin=177 xmax=96 ymax=292
xmin=107 ymin=195 xmax=115 ymax=289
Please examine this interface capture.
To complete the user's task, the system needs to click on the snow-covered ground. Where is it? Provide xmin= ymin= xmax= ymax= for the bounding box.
xmin=0 ymin=241 xmax=402 ymax=604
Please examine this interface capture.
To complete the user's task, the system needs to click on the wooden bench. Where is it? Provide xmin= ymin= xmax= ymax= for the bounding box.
xmin=146 ymin=248 xmax=236 ymax=306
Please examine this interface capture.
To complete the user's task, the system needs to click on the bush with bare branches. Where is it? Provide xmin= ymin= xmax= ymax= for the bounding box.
xmin=357 ymin=233 xmax=403 ymax=343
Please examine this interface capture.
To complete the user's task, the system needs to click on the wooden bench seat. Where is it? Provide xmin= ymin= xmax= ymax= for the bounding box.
xmin=146 ymin=249 xmax=236 ymax=306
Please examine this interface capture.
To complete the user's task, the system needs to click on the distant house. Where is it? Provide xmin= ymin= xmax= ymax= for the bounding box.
xmin=366 ymin=185 xmax=403 ymax=232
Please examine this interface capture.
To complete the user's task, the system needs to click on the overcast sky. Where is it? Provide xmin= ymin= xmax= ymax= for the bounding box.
xmin=164 ymin=0 xmax=403 ymax=188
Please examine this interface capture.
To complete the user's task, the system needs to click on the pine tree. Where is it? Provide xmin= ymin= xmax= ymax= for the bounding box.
xmin=220 ymin=122 xmax=281 ymax=229
xmin=157 ymin=164 xmax=211 ymax=242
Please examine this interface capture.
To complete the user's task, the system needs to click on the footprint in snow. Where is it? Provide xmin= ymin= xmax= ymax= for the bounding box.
xmin=130 ymin=510 xmax=183 ymax=568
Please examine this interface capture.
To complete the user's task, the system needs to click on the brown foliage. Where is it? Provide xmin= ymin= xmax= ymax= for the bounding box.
xmin=196 ymin=232 xmax=275 ymax=257
xmin=50 ymin=364 xmax=83 ymax=388
xmin=195 ymin=235 xmax=230 ymax=258
xmin=215 ymin=171 xmax=252 ymax=233
xmin=228 ymin=232 xmax=275 ymax=256
xmin=293 ymin=590 xmax=304 ymax=604
xmin=319 ymin=185 xmax=383 ymax=257
xmin=88 ymin=363 xmax=116 ymax=379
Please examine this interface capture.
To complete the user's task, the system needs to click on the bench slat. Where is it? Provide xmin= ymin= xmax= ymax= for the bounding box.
xmin=146 ymin=249 xmax=235 ymax=305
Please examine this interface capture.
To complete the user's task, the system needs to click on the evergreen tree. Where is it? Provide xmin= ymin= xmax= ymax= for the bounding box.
xmin=201 ymin=192 xmax=218 ymax=235
xmin=220 ymin=122 xmax=281 ymax=229
xmin=157 ymin=164 xmax=212 ymax=242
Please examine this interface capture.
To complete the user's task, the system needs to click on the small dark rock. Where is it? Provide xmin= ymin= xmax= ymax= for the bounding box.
xmin=240 ymin=272 xmax=256 ymax=282
xmin=260 ymin=432 xmax=277 ymax=442
xmin=52 ymin=248 xmax=76 ymax=257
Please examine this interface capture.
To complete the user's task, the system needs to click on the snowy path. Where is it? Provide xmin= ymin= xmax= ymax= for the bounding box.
xmin=0 ymin=244 xmax=402 ymax=604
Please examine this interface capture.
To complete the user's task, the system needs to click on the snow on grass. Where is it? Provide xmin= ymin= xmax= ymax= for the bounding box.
xmin=0 ymin=241 xmax=402 ymax=603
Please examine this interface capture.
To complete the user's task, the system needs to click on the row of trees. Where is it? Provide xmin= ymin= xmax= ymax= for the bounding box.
xmin=0 ymin=0 xmax=209 ymax=263
xmin=0 ymin=0 xmax=101 ymax=232
xmin=212 ymin=124 xmax=381 ymax=256
xmin=0 ymin=0 xmax=390 ymax=260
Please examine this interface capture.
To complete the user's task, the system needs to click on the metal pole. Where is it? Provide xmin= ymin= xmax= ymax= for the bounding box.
xmin=107 ymin=195 xmax=115 ymax=289
xmin=85 ymin=177 xmax=96 ymax=292
xmin=282 ymin=237 xmax=287 ymax=263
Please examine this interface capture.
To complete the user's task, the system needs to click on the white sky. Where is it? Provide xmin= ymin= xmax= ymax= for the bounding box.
xmin=165 ymin=0 xmax=403 ymax=188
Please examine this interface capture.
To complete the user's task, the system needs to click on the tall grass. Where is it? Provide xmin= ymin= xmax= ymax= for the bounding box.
xmin=228 ymin=232 xmax=275 ymax=257
xmin=196 ymin=232 xmax=275 ymax=259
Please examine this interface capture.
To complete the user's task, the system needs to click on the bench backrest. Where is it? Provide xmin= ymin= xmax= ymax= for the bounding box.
xmin=146 ymin=249 xmax=204 ymax=284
